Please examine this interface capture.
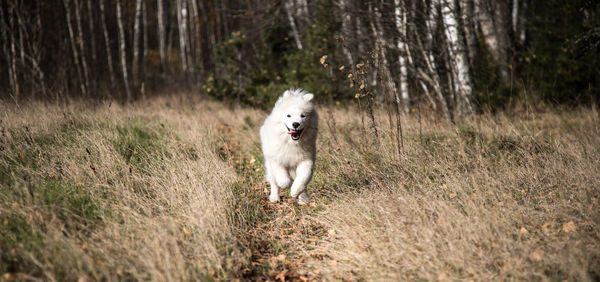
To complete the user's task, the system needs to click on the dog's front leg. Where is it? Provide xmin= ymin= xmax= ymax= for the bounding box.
xmin=266 ymin=161 xmax=290 ymax=203
xmin=290 ymin=160 xmax=314 ymax=203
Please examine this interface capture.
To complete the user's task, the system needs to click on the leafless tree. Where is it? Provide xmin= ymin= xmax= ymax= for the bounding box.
xmin=116 ymin=0 xmax=132 ymax=100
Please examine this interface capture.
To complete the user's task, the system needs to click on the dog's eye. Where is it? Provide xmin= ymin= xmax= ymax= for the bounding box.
xmin=287 ymin=114 xmax=291 ymax=118
xmin=301 ymin=114 xmax=306 ymax=118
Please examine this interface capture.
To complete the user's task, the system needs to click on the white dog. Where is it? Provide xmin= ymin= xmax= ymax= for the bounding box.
xmin=260 ymin=89 xmax=318 ymax=204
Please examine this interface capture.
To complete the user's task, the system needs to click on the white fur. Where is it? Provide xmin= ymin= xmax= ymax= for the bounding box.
xmin=260 ymin=88 xmax=318 ymax=204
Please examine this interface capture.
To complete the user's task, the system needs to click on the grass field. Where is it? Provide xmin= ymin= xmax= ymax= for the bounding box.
xmin=1 ymin=95 xmax=599 ymax=281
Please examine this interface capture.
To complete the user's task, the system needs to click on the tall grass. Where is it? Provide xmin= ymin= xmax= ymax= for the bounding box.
xmin=1 ymin=96 xmax=599 ymax=280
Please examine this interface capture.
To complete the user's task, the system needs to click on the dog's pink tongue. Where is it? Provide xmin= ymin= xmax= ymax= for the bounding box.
xmin=288 ymin=129 xmax=298 ymax=134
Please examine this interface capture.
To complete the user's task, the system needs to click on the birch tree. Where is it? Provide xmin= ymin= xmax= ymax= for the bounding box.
xmin=285 ymin=0 xmax=303 ymax=50
xmin=132 ymin=0 xmax=143 ymax=87
xmin=116 ymin=0 xmax=132 ymax=100
xmin=63 ymin=0 xmax=86 ymax=96
xmin=73 ymin=0 xmax=91 ymax=94
xmin=157 ymin=0 xmax=166 ymax=70
xmin=0 ymin=4 xmax=19 ymax=99
xmin=440 ymin=0 xmax=476 ymax=117
xmin=99 ymin=0 xmax=115 ymax=87
xmin=176 ymin=0 xmax=189 ymax=72
xmin=339 ymin=0 xmax=354 ymax=67
xmin=475 ymin=0 xmax=511 ymax=83
xmin=394 ymin=0 xmax=410 ymax=113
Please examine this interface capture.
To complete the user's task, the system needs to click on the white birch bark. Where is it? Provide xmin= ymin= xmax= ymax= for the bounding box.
xmin=132 ymin=0 xmax=143 ymax=86
xmin=73 ymin=0 xmax=90 ymax=94
xmin=116 ymin=0 xmax=132 ymax=100
xmin=394 ymin=0 xmax=410 ymax=113
xmin=63 ymin=0 xmax=86 ymax=96
xmin=475 ymin=0 xmax=509 ymax=82
xmin=339 ymin=0 xmax=354 ymax=67
xmin=285 ymin=0 xmax=303 ymax=50
xmin=176 ymin=0 xmax=189 ymax=72
xmin=419 ymin=0 xmax=451 ymax=119
xmin=157 ymin=0 xmax=166 ymax=69
xmin=440 ymin=0 xmax=476 ymax=117
xmin=99 ymin=0 xmax=115 ymax=86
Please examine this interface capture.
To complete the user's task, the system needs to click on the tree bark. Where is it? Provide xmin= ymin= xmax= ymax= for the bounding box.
xmin=0 ymin=4 xmax=19 ymax=99
xmin=116 ymin=0 xmax=132 ymax=101
xmin=99 ymin=0 xmax=116 ymax=87
xmin=157 ymin=0 xmax=167 ymax=70
xmin=86 ymin=0 xmax=97 ymax=67
xmin=142 ymin=0 xmax=148 ymax=83
xmin=284 ymin=0 xmax=303 ymax=50
xmin=440 ymin=0 xmax=476 ymax=117
xmin=63 ymin=0 xmax=86 ymax=96
xmin=132 ymin=0 xmax=143 ymax=88
xmin=176 ymin=0 xmax=189 ymax=72
xmin=475 ymin=0 xmax=510 ymax=83
xmin=394 ymin=0 xmax=410 ymax=113
xmin=339 ymin=0 xmax=354 ymax=67
xmin=73 ymin=0 xmax=91 ymax=95
xmin=190 ymin=0 xmax=203 ymax=75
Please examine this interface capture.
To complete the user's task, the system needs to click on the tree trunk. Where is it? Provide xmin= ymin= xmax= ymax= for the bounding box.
xmin=417 ymin=0 xmax=451 ymax=120
xmin=85 ymin=0 xmax=97 ymax=93
xmin=461 ymin=0 xmax=479 ymax=68
xmin=132 ymin=0 xmax=143 ymax=88
xmin=190 ymin=0 xmax=203 ymax=75
xmin=339 ymin=0 xmax=354 ymax=67
xmin=394 ymin=0 xmax=410 ymax=113
xmin=475 ymin=0 xmax=510 ymax=83
xmin=99 ymin=0 xmax=116 ymax=87
xmin=0 ymin=5 xmax=19 ymax=99
xmin=176 ymin=0 xmax=189 ymax=72
xmin=116 ymin=0 xmax=132 ymax=101
xmin=440 ymin=0 xmax=476 ymax=117
xmin=142 ymin=0 xmax=148 ymax=83
xmin=73 ymin=0 xmax=91 ymax=95
xmin=284 ymin=0 xmax=303 ymax=50
xmin=86 ymin=0 xmax=97 ymax=67
xmin=157 ymin=0 xmax=167 ymax=70
xmin=63 ymin=0 xmax=86 ymax=96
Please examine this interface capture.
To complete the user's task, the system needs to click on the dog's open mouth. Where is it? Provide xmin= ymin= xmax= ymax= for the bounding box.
xmin=287 ymin=128 xmax=304 ymax=141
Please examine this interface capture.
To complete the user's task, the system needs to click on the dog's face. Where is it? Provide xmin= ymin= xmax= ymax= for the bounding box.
xmin=278 ymin=92 xmax=314 ymax=141
xmin=282 ymin=108 xmax=310 ymax=141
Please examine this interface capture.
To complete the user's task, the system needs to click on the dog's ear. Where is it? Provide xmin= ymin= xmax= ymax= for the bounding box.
xmin=303 ymin=93 xmax=314 ymax=102
xmin=283 ymin=90 xmax=292 ymax=98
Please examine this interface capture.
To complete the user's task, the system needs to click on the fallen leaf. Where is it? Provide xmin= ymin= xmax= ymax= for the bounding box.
xmin=542 ymin=222 xmax=553 ymax=233
xmin=449 ymin=193 xmax=456 ymax=199
xmin=520 ymin=227 xmax=529 ymax=235
xmin=275 ymin=272 xmax=286 ymax=281
xmin=562 ymin=221 xmax=576 ymax=233
xmin=299 ymin=275 xmax=309 ymax=281
xmin=530 ymin=249 xmax=543 ymax=261
xmin=313 ymin=269 xmax=321 ymax=275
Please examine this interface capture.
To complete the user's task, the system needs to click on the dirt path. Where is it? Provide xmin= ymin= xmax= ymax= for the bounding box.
xmin=216 ymin=123 xmax=329 ymax=281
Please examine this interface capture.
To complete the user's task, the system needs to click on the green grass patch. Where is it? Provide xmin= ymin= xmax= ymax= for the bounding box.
xmin=114 ymin=121 xmax=167 ymax=172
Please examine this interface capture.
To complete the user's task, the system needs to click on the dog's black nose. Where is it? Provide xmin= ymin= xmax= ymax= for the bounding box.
xmin=292 ymin=122 xmax=300 ymax=128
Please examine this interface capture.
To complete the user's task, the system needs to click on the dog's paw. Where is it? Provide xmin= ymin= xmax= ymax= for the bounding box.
xmin=269 ymin=194 xmax=280 ymax=203
xmin=297 ymin=191 xmax=310 ymax=205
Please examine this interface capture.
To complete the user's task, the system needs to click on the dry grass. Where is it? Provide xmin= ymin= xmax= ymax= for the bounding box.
xmin=1 ymin=95 xmax=599 ymax=281
xmin=304 ymin=107 xmax=600 ymax=280
xmin=0 ymin=97 xmax=246 ymax=280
